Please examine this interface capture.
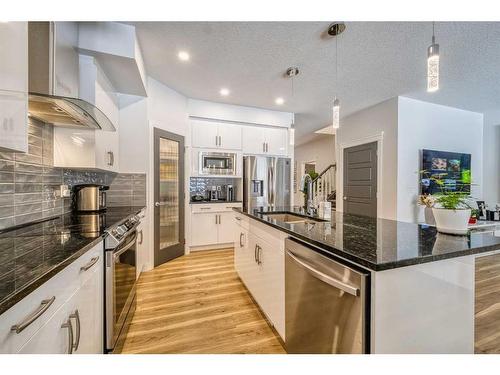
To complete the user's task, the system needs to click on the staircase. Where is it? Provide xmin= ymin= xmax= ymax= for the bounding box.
xmin=311 ymin=164 xmax=336 ymax=209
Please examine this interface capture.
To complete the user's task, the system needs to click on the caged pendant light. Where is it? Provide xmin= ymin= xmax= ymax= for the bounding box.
xmin=427 ymin=22 xmax=440 ymax=92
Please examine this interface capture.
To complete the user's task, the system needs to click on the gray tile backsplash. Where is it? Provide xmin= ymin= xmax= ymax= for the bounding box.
xmin=107 ymin=173 xmax=147 ymax=207
xmin=0 ymin=118 xmax=147 ymax=230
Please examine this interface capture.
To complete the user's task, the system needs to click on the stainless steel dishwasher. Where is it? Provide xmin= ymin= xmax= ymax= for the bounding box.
xmin=285 ymin=238 xmax=370 ymax=354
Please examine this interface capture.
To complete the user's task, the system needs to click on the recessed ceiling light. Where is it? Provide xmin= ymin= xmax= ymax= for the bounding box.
xmin=177 ymin=51 xmax=190 ymax=62
xmin=275 ymin=97 xmax=285 ymax=105
xmin=220 ymin=88 xmax=230 ymax=96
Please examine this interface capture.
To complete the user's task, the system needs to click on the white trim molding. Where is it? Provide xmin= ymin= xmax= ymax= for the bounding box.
xmin=336 ymin=132 xmax=384 ymax=217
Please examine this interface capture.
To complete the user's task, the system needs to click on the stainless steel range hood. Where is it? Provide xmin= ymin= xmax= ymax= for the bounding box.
xmin=28 ymin=22 xmax=116 ymax=131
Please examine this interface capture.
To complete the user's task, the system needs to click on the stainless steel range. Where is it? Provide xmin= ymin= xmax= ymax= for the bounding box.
xmin=104 ymin=212 xmax=141 ymax=353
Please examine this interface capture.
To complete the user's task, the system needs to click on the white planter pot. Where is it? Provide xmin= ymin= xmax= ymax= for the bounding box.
xmin=432 ymin=208 xmax=471 ymax=235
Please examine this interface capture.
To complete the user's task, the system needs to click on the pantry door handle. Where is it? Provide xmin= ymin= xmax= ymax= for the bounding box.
xmin=11 ymin=296 xmax=56 ymax=334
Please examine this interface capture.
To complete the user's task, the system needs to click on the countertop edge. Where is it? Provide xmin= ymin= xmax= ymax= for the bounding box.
xmin=234 ymin=208 xmax=500 ymax=272
xmin=0 ymin=236 xmax=105 ymax=316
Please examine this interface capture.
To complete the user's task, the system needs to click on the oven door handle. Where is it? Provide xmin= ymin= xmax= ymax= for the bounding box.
xmin=113 ymin=233 xmax=138 ymax=259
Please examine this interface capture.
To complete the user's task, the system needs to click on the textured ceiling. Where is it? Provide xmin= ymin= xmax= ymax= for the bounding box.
xmin=132 ymin=21 xmax=500 ymax=144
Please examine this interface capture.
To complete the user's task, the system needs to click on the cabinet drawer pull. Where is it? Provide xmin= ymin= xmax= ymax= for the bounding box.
xmin=257 ymin=245 xmax=262 ymax=265
xmin=235 ymin=216 xmax=241 ymax=221
xmin=61 ymin=318 xmax=74 ymax=354
xmin=200 ymin=207 xmax=211 ymax=210
xmin=239 ymin=232 xmax=244 ymax=247
xmin=138 ymin=230 xmax=144 ymax=245
xmin=10 ymin=296 xmax=56 ymax=334
xmin=69 ymin=310 xmax=81 ymax=351
xmin=80 ymin=256 xmax=99 ymax=272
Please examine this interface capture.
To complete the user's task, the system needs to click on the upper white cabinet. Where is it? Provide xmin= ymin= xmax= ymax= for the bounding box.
xmin=191 ymin=119 xmax=242 ymax=150
xmin=242 ymin=126 xmax=288 ymax=156
xmin=53 ymin=55 xmax=119 ymax=172
xmin=0 ymin=22 xmax=28 ymax=153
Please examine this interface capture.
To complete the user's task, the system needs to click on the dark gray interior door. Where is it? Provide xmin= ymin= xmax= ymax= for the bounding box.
xmin=343 ymin=142 xmax=377 ymax=218
xmin=154 ymin=128 xmax=185 ymax=266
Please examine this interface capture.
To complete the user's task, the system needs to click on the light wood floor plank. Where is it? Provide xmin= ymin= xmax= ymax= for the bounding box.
xmin=475 ymin=253 xmax=500 ymax=354
xmin=121 ymin=248 xmax=285 ymax=354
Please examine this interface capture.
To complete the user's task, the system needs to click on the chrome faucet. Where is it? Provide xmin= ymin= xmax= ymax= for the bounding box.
xmin=299 ymin=174 xmax=316 ymax=216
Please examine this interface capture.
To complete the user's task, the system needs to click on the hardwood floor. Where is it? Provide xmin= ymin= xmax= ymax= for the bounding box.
xmin=475 ymin=253 xmax=500 ymax=354
xmin=121 ymin=248 xmax=286 ymax=354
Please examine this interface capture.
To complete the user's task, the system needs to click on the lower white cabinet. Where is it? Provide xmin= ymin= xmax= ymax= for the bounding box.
xmin=0 ymin=242 xmax=103 ymax=354
xmin=233 ymin=215 xmax=285 ymax=339
xmin=190 ymin=203 xmax=242 ymax=248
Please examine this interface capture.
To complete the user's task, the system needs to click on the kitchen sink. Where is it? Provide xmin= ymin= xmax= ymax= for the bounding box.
xmin=261 ymin=212 xmax=326 ymax=224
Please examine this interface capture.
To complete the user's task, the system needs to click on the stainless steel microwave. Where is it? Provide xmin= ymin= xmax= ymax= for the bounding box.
xmin=199 ymin=152 xmax=237 ymax=175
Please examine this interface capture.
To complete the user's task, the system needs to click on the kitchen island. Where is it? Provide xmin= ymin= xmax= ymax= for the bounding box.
xmin=233 ymin=207 xmax=500 ymax=354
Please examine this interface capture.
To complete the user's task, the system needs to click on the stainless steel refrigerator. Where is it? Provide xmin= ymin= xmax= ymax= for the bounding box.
xmin=243 ymin=156 xmax=291 ymax=211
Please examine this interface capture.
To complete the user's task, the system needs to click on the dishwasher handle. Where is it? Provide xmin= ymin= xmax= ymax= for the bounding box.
xmin=286 ymin=250 xmax=360 ymax=296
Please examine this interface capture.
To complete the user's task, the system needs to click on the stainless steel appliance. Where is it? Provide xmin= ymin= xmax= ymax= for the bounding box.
xmin=104 ymin=213 xmax=141 ymax=353
xmin=73 ymin=184 xmax=108 ymax=212
xmin=27 ymin=22 xmax=116 ymax=131
xmin=199 ymin=151 xmax=237 ymax=175
xmin=243 ymin=156 xmax=291 ymax=210
xmin=285 ymin=238 xmax=369 ymax=354
xmin=226 ymin=184 xmax=234 ymax=202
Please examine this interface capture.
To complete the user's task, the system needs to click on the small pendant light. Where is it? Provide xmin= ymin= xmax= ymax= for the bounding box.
xmin=286 ymin=67 xmax=299 ymax=146
xmin=328 ymin=23 xmax=345 ymax=129
xmin=427 ymin=22 xmax=440 ymax=92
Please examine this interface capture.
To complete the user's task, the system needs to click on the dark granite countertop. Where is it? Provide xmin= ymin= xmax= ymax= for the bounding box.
xmin=236 ymin=207 xmax=500 ymax=271
xmin=0 ymin=206 xmax=145 ymax=315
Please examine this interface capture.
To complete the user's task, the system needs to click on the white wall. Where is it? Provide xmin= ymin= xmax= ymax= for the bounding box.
xmin=118 ymin=94 xmax=148 ymax=173
xmin=483 ymin=110 xmax=500 ymax=208
xmin=397 ymin=97 xmax=484 ymax=223
xmin=294 ymin=135 xmax=336 ymax=204
xmin=336 ymin=98 xmax=399 ymax=220
xmin=188 ymin=99 xmax=293 ymax=128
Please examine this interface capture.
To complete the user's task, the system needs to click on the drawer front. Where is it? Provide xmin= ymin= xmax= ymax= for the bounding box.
xmin=191 ymin=202 xmax=242 ymax=213
xmin=0 ymin=240 xmax=103 ymax=353
xmin=234 ymin=212 xmax=250 ymax=230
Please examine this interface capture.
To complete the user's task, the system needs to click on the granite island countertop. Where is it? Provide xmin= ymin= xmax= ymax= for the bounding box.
xmin=235 ymin=206 xmax=500 ymax=271
xmin=0 ymin=206 xmax=145 ymax=315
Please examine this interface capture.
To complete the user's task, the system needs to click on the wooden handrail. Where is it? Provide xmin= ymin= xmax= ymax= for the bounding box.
xmin=313 ymin=163 xmax=336 ymax=183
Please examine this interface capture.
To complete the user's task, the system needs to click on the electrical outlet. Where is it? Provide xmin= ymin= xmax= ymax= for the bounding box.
xmin=60 ymin=185 xmax=71 ymax=198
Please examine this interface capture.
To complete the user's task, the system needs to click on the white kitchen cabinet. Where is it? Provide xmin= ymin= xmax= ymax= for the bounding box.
xmin=0 ymin=243 xmax=103 ymax=354
xmin=190 ymin=203 xmax=242 ymax=248
xmin=218 ymin=211 xmax=238 ymax=244
xmin=242 ymin=126 xmax=288 ymax=156
xmin=18 ymin=252 xmax=103 ymax=354
xmin=0 ymin=22 xmax=28 ymax=153
xmin=191 ymin=212 xmax=219 ymax=247
xmin=0 ymin=91 xmax=28 ymax=153
xmin=191 ymin=119 xmax=241 ymax=150
xmin=0 ymin=22 xmax=28 ymax=93
xmin=233 ymin=216 xmax=285 ymax=339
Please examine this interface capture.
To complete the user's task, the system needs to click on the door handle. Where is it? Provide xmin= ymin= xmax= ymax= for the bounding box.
xmin=343 ymin=196 xmax=347 ymax=200
xmin=80 ymin=256 xmax=99 ymax=272
xmin=155 ymin=201 xmax=167 ymax=207
xmin=11 ymin=296 xmax=56 ymax=334
xmin=61 ymin=318 xmax=74 ymax=354
xmin=69 ymin=310 xmax=81 ymax=351
xmin=254 ymin=244 xmax=258 ymax=263
xmin=239 ymin=232 xmax=244 ymax=247
xmin=138 ymin=230 xmax=144 ymax=245
xmin=263 ymin=143 xmax=266 ymax=153
xmin=286 ymin=250 xmax=360 ymax=296
xmin=256 ymin=245 xmax=262 ymax=265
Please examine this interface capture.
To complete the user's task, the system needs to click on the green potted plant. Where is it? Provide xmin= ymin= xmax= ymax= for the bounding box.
xmin=432 ymin=192 xmax=473 ymax=234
